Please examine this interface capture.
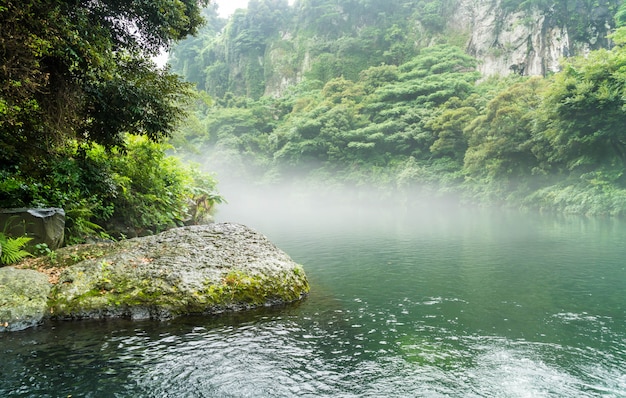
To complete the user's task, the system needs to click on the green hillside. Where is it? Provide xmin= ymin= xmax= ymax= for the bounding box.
xmin=169 ymin=0 xmax=626 ymax=215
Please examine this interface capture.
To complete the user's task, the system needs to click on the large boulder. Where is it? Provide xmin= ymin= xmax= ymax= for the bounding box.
xmin=48 ymin=223 xmax=309 ymax=320
xmin=0 ymin=267 xmax=52 ymax=332
xmin=0 ymin=208 xmax=65 ymax=249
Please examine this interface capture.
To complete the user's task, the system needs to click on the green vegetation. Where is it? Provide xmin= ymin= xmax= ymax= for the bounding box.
xmin=168 ymin=0 xmax=626 ymax=216
xmin=3 ymin=0 xmax=626 ymax=234
xmin=0 ymin=135 xmax=223 ymax=244
xmin=0 ymin=232 xmax=32 ymax=265
xmin=0 ymin=0 xmax=223 ymax=244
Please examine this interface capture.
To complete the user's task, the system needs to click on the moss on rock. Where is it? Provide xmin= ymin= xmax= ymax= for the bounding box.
xmin=47 ymin=223 xmax=310 ymax=321
xmin=1 ymin=223 xmax=309 ymax=331
xmin=0 ymin=267 xmax=51 ymax=331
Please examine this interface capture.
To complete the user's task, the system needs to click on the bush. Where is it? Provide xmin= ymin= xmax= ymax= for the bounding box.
xmin=0 ymin=135 xmax=223 ymax=243
xmin=100 ymin=135 xmax=223 ymax=236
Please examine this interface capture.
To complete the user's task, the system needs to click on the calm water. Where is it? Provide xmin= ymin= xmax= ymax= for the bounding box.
xmin=2 ymin=193 xmax=626 ymax=397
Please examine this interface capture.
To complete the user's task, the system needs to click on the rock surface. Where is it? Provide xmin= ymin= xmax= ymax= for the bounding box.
xmin=2 ymin=223 xmax=309 ymax=331
xmin=0 ymin=208 xmax=65 ymax=249
xmin=0 ymin=267 xmax=52 ymax=332
xmin=450 ymin=0 xmax=613 ymax=78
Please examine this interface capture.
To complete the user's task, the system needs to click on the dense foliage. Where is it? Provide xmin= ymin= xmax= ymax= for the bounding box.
xmin=1 ymin=0 xmax=208 ymax=167
xmin=0 ymin=0 xmax=223 ymax=243
xmin=169 ymin=0 xmax=626 ymax=216
xmin=0 ymin=232 xmax=32 ymax=265
xmin=0 ymin=136 xmax=223 ymax=243
xmin=170 ymin=0 xmax=620 ymax=99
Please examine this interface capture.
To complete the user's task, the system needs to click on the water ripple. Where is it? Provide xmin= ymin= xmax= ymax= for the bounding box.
xmin=3 ymin=207 xmax=626 ymax=397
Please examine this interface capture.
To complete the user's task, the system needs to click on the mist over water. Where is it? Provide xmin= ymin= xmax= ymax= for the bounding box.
xmin=216 ymin=183 xmax=626 ymax=397
xmin=2 ymin=182 xmax=626 ymax=397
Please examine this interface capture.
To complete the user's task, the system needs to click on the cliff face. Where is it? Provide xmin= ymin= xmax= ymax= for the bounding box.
xmin=454 ymin=0 xmax=567 ymax=76
xmin=171 ymin=0 xmax=620 ymax=99
xmin=264 ymin=0 xmax=618 ymax=95
xmin=451 ymin=0 xmax=615 ymax=77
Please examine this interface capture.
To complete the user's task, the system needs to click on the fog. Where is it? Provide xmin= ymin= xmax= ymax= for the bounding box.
xmin=214 ymin=0 xmax=296 ymax=18
xmin=179 ymin=145 xmax=465 ymax=234
xmin=208 ymin=176 xmax=466 ymax=245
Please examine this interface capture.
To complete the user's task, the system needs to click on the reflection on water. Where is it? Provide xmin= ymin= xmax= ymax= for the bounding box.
xmin=2 ymin=194 xmax=626 ymax=397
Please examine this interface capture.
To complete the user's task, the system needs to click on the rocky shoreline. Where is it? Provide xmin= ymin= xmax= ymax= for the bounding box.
xmin=0 ymin=223 xmax=309 ymax=332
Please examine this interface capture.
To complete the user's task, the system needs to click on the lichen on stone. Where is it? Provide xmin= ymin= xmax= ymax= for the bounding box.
xmin=0 ymin=267 xmax=51 ymax=331
xmin=47 ymin=223 xmax=310 ymax=321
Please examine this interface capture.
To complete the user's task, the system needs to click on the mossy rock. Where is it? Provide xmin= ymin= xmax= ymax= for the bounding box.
xmin=0 ymin=267 xmax=51 ymax=331
xmin=48 ymin=223 xmax=310 ymax=320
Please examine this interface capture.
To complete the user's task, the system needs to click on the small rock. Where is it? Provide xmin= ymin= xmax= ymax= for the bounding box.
xmin=0 ymin=267 xmax=51 ymax=332
xmin=0 ymin=208 xmax=65 ymax=249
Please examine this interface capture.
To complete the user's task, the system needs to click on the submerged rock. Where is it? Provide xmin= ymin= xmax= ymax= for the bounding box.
xmin=0 ymin=267 xmax=52 ymax=332
xmin=49 ymin=223 xmax=309 ymax=320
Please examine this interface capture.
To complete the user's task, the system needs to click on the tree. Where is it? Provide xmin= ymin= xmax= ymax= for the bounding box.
xmin=427 ymin=96 xmax=478 ymax=162
xmin=537 ymin=32 xmax=626 ymax=183
xmin=463 ymin=77 xmax=547 ymax=192
xmin=0 ymin=0 xmax=208 ymax=176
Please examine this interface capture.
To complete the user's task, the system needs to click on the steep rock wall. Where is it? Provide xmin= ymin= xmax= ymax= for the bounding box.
xmin=185 ymin=0 xmax=619 ymax=99
xmin=451 ymin=0 xmax=614 ymax=77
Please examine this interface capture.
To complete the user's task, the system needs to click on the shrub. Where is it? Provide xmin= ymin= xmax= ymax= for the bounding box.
xmin=0 ymin=135 xmax=223 ymax=243
xmin=0 ymin=232 xmax=32 ymax=265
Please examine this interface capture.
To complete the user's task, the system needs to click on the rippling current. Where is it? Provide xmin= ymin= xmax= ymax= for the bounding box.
xmin=2 ymin=193 xmax=626 ymax=397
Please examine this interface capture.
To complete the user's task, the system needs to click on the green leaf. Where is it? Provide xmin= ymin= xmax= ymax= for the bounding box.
xmin=0 ymin=233 xmax=33 ymax=265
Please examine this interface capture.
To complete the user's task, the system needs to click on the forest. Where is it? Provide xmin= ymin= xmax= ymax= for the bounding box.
xmin=0 ymin=0 xmax=223 ymax=259
xmin=2 ymin=0 xmax=626 ymax=263
xmin=169 ymin=0 xmax=626 ymax=215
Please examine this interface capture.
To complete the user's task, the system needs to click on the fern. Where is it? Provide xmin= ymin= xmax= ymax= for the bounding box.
xmin=0 ymin=232 xmax=33 ymax=265
xmin=64 ymin=200 xmax=106 ymax=244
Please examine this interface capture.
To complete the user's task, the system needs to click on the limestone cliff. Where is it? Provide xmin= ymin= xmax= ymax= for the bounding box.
xmin=170 ymin=0 xmax=620 ymax=98
xmin=450 ymin=0 xmax=616 ymax=77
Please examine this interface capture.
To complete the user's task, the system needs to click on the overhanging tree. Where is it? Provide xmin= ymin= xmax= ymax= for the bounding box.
xmin=0 ymin=0 xmax=208 ymax=175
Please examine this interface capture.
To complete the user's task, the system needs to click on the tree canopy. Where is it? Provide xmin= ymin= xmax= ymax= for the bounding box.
xmin=0 ymin=0 xmax=208 ymax=175
xmin=0 ymin=0 xmax=225 ymax=243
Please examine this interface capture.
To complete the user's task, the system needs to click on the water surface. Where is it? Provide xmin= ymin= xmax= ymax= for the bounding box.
xmin=2 ymin=195 xmax=626 ymax=397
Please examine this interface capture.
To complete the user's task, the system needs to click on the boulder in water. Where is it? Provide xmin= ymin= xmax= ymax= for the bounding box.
xmin=48 ymin=223 xmax=309 ymax=320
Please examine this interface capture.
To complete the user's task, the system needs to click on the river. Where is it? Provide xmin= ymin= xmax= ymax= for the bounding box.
xmin=2 ymin=190 xmax=626 ymax=397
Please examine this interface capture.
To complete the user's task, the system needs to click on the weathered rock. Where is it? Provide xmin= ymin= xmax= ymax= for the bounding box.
xmin=0 ymin=208 xmax=65 ymax=249
xmin=48 ymin=223 xmax=309 ymax=320
xmin=0 ymin=267 xmax=52 ymax=332
xmin=450 ymin=0 xmax=614 ymax=78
